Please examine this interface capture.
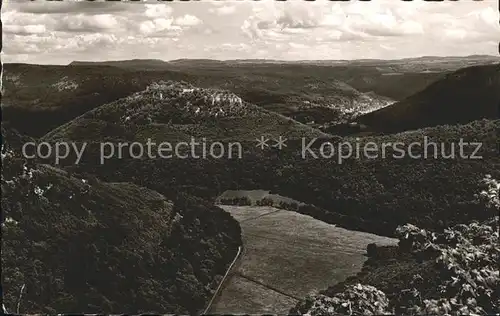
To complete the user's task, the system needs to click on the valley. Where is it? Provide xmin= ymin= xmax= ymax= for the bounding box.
xmin=208 ymin=205 xmax=397 ymax=314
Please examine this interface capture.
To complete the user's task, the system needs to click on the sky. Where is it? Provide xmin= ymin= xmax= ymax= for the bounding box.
xmin=2 ymin=0 xmax=499 ymax=64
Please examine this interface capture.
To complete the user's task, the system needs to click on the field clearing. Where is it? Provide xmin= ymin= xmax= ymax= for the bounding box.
xmin=210 ymin=205 xmax=397 ymax=314
xmin=217 ymin=205 xmax=280 ymax=222
xmin=211 ymin=275 xmax=298 ymax=314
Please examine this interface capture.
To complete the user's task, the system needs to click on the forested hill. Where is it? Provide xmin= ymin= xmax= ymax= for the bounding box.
xmin=1 ymin=125 xmax=242 ymax=314
xmin=42 ymin=80 xmax=328 ymax=143
xmin=356 ymin=64 xmax=500 ymax=133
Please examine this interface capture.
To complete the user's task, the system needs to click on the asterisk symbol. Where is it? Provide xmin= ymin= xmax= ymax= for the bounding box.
xmin=272 ymin=136 xmax=287 ymax=150
xmin=255 ymin=136 xmax=269 ymax=150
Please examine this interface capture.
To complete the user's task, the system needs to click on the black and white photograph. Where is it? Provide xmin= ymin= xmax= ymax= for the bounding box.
xmin=1 ymin=0 xmax=499 ymax=315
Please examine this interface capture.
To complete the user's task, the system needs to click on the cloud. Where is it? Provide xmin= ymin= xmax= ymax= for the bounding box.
xmin=219 ymin=43 xmax=251 ymax=52
xmin=276 ymin=8 xmax=321 ymax=29
xmin=135 ymin=4 xmax=198 ymax=37
xmin=144 ymin=4 xmax=173 ymax=18
xmin=174 ymin=14 xmax=203 ymax=27
xmin=241 ymin=0 xmax=498 ymax=58
xmin=2 ymin=9 xmax=56 ymax=28
xmin=209 ymin=5 xmax=236 ymax=16
xmin=54 ymin=14 xmax=121 ymax=33
xmin=3 ymin=24 xmax=47 ymax=35
xmin=2 ymin=0 xmax=498 ymax=63
xmin=139 ymin=18 xmax=182 ymax=37
xmin=242 ymin=0 xmax=430 ymax=45
xmin=14 ymin=1 xmax=130 ymax=15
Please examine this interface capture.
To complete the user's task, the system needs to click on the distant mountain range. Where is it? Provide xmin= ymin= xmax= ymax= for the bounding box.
xmin=69 ymin=55 xmax=500 ymax=72
xmin=67 ymin=55 xmax=499 ymax=109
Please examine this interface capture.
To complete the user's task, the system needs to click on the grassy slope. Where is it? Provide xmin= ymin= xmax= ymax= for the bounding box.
xmin=211 ymin=206 xmax=396 ymax=314
xmin=212 ymin=275 xmax=298 ymax=314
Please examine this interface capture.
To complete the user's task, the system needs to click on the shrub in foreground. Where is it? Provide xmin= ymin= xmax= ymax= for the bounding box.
xmin=292 ymin=176 xmax=499 ymax=315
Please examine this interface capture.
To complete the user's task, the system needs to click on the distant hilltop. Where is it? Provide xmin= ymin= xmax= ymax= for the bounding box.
xmin=64 ymin=55 xmax=500 ymax=78
xmin=69 ymin=59 xmax=169 ymax=67
xmin=68 ymin=55 xmax=499 ymax=66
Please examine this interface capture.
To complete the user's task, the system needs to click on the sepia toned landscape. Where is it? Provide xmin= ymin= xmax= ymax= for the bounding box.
xmin=2 ymin=0 xmax=499 ymax=315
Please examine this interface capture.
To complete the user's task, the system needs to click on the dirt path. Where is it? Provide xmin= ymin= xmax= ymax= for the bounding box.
xmin=202 ymin=246 xmax=242 ymax=314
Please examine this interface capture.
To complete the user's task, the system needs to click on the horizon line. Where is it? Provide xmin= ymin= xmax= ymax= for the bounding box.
xmin=3 ymin=54 xmax=499 ymax=66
